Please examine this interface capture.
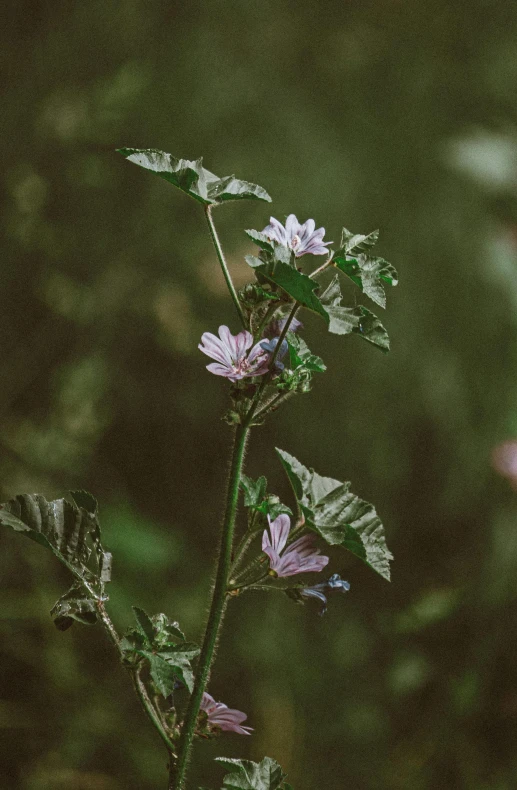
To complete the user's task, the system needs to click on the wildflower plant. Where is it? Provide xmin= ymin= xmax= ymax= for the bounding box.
xmin=0 ymin=148 xmax=399 ymax=790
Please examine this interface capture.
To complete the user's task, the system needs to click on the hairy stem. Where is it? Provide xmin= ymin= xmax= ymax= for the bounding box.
xmin=205 ymin=206 xmax=247 ymax=329
xmin=170 ymin=425 xmax=249 ymax=790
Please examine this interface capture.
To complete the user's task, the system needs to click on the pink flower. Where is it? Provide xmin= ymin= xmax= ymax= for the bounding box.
xmin=262 ymin=214 xmax=331 ymax=257
xmin=199 ymin=325 xmax=270 ymax=382
xmin=262 ymin=514 xmax=329 ymax=577
xmin=200 ymin=692 xmax=253 ymax=735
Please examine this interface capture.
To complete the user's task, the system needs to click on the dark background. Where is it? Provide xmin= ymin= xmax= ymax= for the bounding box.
xmin=3 ymin=1 xmax=517 ymax=788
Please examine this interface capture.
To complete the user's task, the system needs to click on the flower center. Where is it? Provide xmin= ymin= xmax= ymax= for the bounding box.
xmin=290 ymin=234 xmax=301 ymax=251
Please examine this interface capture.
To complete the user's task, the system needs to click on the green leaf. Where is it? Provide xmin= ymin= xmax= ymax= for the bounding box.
xmin=245 ymin=229 xmax=275 ymax=253
xmin=338 ymin=227 xmax=379 ymax=255
xmin=286 ymin=333 xmax=326 ymax=373
xmin=319 ymin=276 xmax=390 ymax=352
xmin=117 ymin=149 xmax=271 ymax=205
xmin=51 ymin=584 xmax=98 ymax=631
xmin=253 ymin=262 xmax=329 ymax=322
xmin=151 ymin=612 xmax=186 ymax=643
xmin=215 ymin=757 xmax=287 ymax=790
xmin=0 ymin=492 xmax=111 ymax=587
xmin=275 ymin=449 xmax=393 ymax=581
xmin=132 ymin=606 xmax=155 ymax=642
xmin=240 ymin=475 xmax=267 ymax=508
xmin=333 ymin=254 xmax=398 ymax=309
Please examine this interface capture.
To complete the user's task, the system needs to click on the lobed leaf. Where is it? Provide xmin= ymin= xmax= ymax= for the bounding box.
xmin=275 ymin=449 xmax=392 ymax=580
xmin=117 ymin=148 xmax=271 ymax=205
xmin=215 ymin=757 xmax=288 ymax=790
xmin=286 ymin=333 xmax=326 ymax=373
xmin=320 ymin=276 xmax=390 ymax=352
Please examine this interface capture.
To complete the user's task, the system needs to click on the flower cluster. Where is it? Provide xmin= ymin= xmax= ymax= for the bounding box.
xmin=262 ymin=513 xmax=329 ymax=577
xmin=262 ymin=214 xmax=331 ymax=257
xmin=199 ymin=692 xmax=252 ymax=735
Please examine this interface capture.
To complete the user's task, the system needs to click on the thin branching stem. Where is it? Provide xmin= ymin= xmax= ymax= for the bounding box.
xmin=205 ymin=205 xmax=247 ymax=329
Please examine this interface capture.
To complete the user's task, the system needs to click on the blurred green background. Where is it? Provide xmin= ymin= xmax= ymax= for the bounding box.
xmin=3 ymin=1 xmax=517 ymax=788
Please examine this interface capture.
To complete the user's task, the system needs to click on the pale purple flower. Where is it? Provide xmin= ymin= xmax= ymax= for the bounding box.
xmin=199 ymin=325 xmax=270 ymax=382
xmin=262 ymin=513 xmax=329 ymax=577
xmin=262 ymin=214 xmax=331 ymax=257
xmin=200 ymin=692 xmax=253 ymax=735
xmin=259 ymin=337 xmax=288 ymax=371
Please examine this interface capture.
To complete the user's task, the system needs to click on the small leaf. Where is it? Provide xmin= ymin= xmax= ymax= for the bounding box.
xmin=245 ymin=229 xmax=275 ymax=252
xmin=333 ymin=254 xmax=398 ymax=309
xmin=319 ymin=274 xmax=390 ymax=351
xmin=70 ymin=490 xmax=98 ymax=514
xmin=132 ymin=606 xmax=155 ymax=642
xmin=142 ymin=652 xmax=180 ymax=696
xmin=117 ymin=149 xmax=271 ymax=205
xmin=253 ymin=262 xmax=329 ymax=322
xmin=215 ymin=756 xmax=287 ymax=790
xmin=338 ymin=227 xmax=379 ymax=255
xmin=151 ymin=612 xmax=186 ymax=643
xmin=286 ymin=333 xmax=326 ymax=373
xmin=51 ymin=584 xmax=98 ymax=631
xmin=240 ymin=475 xmax=267 ymax=508
xmin=275 ymin=449 xmax=393 ymax=580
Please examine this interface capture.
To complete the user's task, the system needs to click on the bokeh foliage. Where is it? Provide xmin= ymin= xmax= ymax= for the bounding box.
xmin=3 ymin=1 xmax=517 ymax=788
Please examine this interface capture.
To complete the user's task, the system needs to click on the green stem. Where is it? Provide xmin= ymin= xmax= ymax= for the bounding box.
xmin=253 ymin=390 xmax=294 ymax=422
xmin=205 ymin=206 xmax=247 ymax=329
xmin=170 ymin=425 xmax=249 ymax=790
xmin=253 ymin=301 xmax=280 ymax=341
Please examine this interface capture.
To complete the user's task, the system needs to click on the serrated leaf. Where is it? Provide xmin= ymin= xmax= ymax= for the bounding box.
xmin=240 ymin=475 xmax=267 ymax=508
xmin=142 ymin=652 xmax=181 ymax=696
xmin=253 ymin=262 xmax=329 ymax=322
xmin=319 ymin=275 xmax=390 ymax=352
xmin=338 ymin=227 xmax=379 ymax=255
xmin=215 ymin=757 xmax=287 ymax=790
xmin=132 ymin=606 xmax=155 ymax=642
xmin=245 ymin=229 xmax=275 ymax=253
xmin=51 ymin=584 xmax=98 ymax=631
xmin=244 ymin=255 xmax=264 ymax=269
xmin=0 ymin=493 xmax=111 ymax=588
xmin=333 ymin=254 xmax=398 ymax=309
xmin=275 ymin=449 xmax=392 ymax=580
xmin=286 ymin=333 xmax=326 ymax=373
xmin=117 ymin=148 xmax=271 ymax=205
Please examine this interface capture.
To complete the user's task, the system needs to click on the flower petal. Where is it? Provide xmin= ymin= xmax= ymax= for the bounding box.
xmin=268 ymin=513 xmax=291 ymax=554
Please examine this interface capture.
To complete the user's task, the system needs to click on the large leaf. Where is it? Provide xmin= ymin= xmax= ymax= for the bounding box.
xmin=0 ymin=492 xmax=111 ymax=585
xmin=215 ymin=757 xmax=288 ymax=790
xmin=320 ymin=276 xmax=390 ymax=352
xmin=276 ymin=449 xmax=393 ymax=581
xmin=333 ymin=254 xmax=398 ymax=309
xmin=337 ymin=227 xmax=379 ymax=256
xmin=118 ymin=149 xmax=271 ymax=205
xmin=252 ymin=261 xmax=329 ymax=322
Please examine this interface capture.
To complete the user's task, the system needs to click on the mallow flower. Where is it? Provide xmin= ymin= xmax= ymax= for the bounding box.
xmin=262 ymin=214 xmax=331 ymax=257
xmin=262 ymin=513 xmax=329 ymax=577
xmin=296 ymin=573 xmax=351 ymax=615
xmin=199 ymin=325 xmax=270 ymax=382
xmin=200 ymin=692 xmax=253 ymax=735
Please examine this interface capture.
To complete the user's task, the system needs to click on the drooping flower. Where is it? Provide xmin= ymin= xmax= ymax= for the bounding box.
xmin=294 ymin=574 xmax=351 ymax=616
xmin=262 ymin=214 xmax=331 ymax=257
xmin=200 ymin=692 xmax=253 ymax=735
xmin=199 ymin=325 xmax=270 ymax=382
xmin=262 ymin=513 xmax=329 ymax=577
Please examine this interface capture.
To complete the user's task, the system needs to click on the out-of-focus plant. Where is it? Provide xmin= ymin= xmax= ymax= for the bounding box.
xmin=0 ymin=148 xmax=399 ymax=790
